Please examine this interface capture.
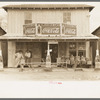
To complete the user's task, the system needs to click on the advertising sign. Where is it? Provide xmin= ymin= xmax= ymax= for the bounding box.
xmin=38 ymin=24 xmax=60 ymax=34
xmin=23 ymin=23 xmax=77 ymax=35
xmin=23 ymin=24 xmax=36 ymax=35
xmin=62 ymin=24 xmax=76 ymax=35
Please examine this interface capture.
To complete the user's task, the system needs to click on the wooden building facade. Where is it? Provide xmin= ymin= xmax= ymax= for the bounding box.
xmin=0 ymin=4 xmax=99 ymax=67
xmin=0 ymin=27 xmax=7 ymax=67
xmin=92 ymin=26 xmax=100 ymax=65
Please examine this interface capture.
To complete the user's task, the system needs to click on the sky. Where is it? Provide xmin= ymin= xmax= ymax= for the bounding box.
xmin=0 ymin=1 xmax=100 ymax=33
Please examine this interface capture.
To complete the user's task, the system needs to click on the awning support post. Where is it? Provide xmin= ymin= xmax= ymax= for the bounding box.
xmin=45 ymin=42 xmax=51 ymax=69
xmin=96 ymin=40 xmax=99 ymax=56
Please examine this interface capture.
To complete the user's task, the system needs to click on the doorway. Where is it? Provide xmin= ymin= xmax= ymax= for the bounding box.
xmin=42 ymin=42 xmax=47 ymax=62
xmin=50 ymin=44 xmax=58 ymax=63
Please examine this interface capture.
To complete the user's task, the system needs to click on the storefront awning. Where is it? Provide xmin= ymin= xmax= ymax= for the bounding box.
xmin=0 ymin=35 xmax=99 ymax=40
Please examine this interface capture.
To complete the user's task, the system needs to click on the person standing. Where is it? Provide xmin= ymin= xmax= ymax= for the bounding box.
xmin=15 ymin=50 xmax=25 ymax=71
xmin=25 ymin=50 xmax=32 ymax=67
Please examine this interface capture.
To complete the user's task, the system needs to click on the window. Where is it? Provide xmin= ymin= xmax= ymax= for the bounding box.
xmin=69 ymin=42 xmax=86 ymax=57
xmin=63 ymin=12 xmax=71 ymax=24
xmin=69 ymin=42 xmax=76 ymax=56
xmin=24 ymin=12 xmax=32 ymax=24
xmin=78 ymin=42 xmax=86 ymax=57
xmin=69 ymin=42 xmax=76 ymax=50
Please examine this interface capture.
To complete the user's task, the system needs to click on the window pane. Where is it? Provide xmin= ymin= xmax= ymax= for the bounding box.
xmin=63 ymin=12 xmax=71 ymax=23
xmin=69 ymin=42 xmax=76 ymax=49
xmin=78 ymin=42 xmax=86 ymax=50
xmin=25 ymin=20 xmax=32 ymax=24
xmin=78 ymin=50 xmax=86 ymax=57
xmin=69 ymin=51 xmax=76 ymax=56
xmin=25 ymin=12 xmax=32 ymax=20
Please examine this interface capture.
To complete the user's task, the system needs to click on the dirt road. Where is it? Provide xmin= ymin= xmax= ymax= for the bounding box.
xmin=0 ymin=67 xmax=100 ymax=81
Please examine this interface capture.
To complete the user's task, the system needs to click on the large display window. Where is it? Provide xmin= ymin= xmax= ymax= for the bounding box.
xmin=78 ymin=42 xmax=86 ymax=57
xmin=69 ymin=42 xmax=76 ymax=56
xmin=69 ymin=42 xmax=86 ymax=57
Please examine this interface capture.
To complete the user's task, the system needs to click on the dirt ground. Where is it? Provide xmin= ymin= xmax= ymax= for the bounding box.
xmin=0 ymin=67 xmax=100 ymax=98
xmin=0 ymin=67 xmax=100 ymax=81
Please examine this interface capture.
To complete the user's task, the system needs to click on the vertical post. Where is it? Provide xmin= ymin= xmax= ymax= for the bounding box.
xmin=45 ymin=42 xmax=51 ymax=69
xmin=47 ymin=42 xmax=50 ymax=56
xmin=86 ymin=41 xmax=90 ymax=59
xmin=8 ymin=41 xmax=16 ymax=67
xmin=60 ymin=23 xmax=62 ymax=36
xmin=96 ymin=40 xmax=99 ymax=56
xmin=76 ymin=42 xmax=78 ymax=57
xmin=66 ymin=42 xmax=69 ymax=56
xmin=35 ymin=23 xmax=37 ymax=36
xmin=0 ymin=41 xmax=3 ymax=70
xmin=95 ymin=40 xmax=100 ymax=69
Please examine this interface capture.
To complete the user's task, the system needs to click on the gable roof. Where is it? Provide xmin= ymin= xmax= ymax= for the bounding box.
xmin=0 ymin=27 xmax=6 ymax=36
xmin=2 ymin=4 xmax=94 ymax=12
xmin=92 ymin=26 xmax=100 ymax=36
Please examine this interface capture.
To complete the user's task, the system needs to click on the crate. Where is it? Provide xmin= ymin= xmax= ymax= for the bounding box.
xmin=95 ymin=62 xmax=100 ymax=69
xmin=87 ymin=61 xmax=92 ymax=65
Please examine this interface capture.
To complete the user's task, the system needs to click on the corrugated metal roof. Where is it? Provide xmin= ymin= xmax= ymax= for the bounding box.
xmin=2 ymin=4 xmax=94 ymax=12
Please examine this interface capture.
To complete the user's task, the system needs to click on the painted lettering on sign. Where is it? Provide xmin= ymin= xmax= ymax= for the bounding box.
xmin=64 ymin=28 xmax=76 ymax=35
xmin=63 ymin=24 xmax=76 ymax=35
xmin=38 ymin=24 xmax=60 ymax=34
xmin=23 ymin=23 xmax=77 ymax=35
xmin=25 ymin=27 xmax=35 ymax=34
xmin=23 ymin=24 xmax=36 ymax=35
xmin=42 ymin=27 xmax=60 ymax=34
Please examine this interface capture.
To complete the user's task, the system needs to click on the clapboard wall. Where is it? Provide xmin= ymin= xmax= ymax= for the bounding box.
xmin=7 ymin=9 xmax=90 ymax=36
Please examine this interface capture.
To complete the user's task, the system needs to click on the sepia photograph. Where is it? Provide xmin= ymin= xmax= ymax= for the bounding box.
xmin=0 ymin=1 xmax=100 ymax=98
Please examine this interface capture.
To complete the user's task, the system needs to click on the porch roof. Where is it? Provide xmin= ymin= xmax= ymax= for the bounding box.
xmin=0 ymin=34 xmax=99 ymax=40
xmin=3 ymin=4 xmax=94 ymax=12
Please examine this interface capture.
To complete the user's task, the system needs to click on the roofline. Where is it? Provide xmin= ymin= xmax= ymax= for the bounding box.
xmin=0 ymin=27 xmax=6 ymax=35
xmin=2 ymin=4 xmax=94 ymax=12
xmin=0 ymin=34 xmax=99 ymax=40
xmin=92 ymin=26 xmax=100 ymax=35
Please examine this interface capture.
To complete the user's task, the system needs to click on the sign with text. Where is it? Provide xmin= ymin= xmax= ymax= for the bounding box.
xmin=23 ymin=24 xmax=36 ymax=35
xmin=38 ymin=24 xmax=60 ymax=35
xmin=62 ymin=24 xmax=76 ymax=35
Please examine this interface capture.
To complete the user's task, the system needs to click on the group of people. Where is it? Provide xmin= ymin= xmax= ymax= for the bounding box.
xmin=15 ymin=50 xmax=32 ymax=71
xmin=58 ymin=55 xmax=91 ymax=68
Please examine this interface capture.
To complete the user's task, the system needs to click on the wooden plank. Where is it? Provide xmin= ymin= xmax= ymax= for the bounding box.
xmin=7 ymin=9 xmax=90 ymax=37
xmin=86 ymin=41 xmax=90 ymax=58
xmin=8 ymin=41 xmax=16 ymax=67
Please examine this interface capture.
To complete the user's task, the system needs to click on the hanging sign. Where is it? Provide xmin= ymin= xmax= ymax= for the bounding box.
xmin=23 ymin=24 xmax=36 ymax=35
xmin=62 ymin=24 xmax=76 ymax=35
xmin=38 ymin=24 xmax=60 ymax=34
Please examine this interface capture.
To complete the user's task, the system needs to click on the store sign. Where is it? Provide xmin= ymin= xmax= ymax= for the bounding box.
xmin=23 ymin=23 xmax=77 ymax=36
xmin=63 ymin=24 xmax=76 ymax=35
xmin=38 ymin=24 xmax=60 ymax=34
xmin=23 ymin=24 xmax=36 ymax=35
xmin=48 ymin=41 xmax=58 ymax=44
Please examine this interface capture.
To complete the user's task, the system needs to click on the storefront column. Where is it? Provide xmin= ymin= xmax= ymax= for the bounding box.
xmin=8 ymin=41 xmax=16 ymax=67
xmin=46 ymin=42 xmax=51 ymax=68
xmin=96 ymin=40 xmax=99 ymax=56
xmin=86 ymin=41 xmax=90 ymax=59
xmin=66 ymin=42 xmax=69 ymax=56
xmin=47 ymin=43 xmax=50 ymax=56
xmin=0 ymin=41 xmax=3 ymax=69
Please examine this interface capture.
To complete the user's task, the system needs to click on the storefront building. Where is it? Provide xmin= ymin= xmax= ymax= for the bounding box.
xmin=0 ymin=27 xmax=7 ymax=67
xmin=92 ymin=26 xmax=100 ymax=65
xmin=0 ymin=4 xmax=99 ymax=67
